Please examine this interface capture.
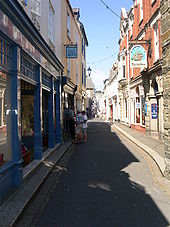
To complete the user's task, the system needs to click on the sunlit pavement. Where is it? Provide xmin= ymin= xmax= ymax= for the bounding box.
xmin=26 ymin=119 xmax=170 ymax=226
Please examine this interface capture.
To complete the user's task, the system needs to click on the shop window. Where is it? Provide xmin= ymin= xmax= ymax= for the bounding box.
xmin=136 ymin=97 xmax=140 ymax=123
xmin=42 ymin=90 xmax=49 ymax=150
xmin=21 ymin=80 xmax=35 ymax=165
xmin=0 ymin=71 xmax=12 ymax=166
xmin=142 ymin=96 xmax=145 ymax=125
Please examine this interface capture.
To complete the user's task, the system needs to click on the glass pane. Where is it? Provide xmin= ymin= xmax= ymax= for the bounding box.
xmin=0 ymin=71 xmax=12 ymax=166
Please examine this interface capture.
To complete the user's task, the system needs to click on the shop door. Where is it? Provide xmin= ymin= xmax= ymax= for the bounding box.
xmin=21 ymin=80 xmax=35 ymax=165
xmin=42 ymin=90 xmax=49 ymax=150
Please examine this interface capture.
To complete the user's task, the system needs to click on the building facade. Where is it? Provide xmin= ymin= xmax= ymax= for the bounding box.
xmin=0 ymin=0 xmax=63 ymax=204
xmin=118 ymin=0 xmax=163 ymax=138
xmin=161 ymin=0 xmax=170 ymax=179
xmin=61 ymin=2 xmax=88 ymax=114
xmin=103 ymin=63 xmax=119 ymax=122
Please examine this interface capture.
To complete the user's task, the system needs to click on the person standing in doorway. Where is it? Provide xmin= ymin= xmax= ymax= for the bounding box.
xmin=82 ymin=111 xmax=88 ymax=143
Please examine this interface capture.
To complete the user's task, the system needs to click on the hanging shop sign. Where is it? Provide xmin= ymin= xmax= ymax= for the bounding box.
xmin=130 ymin=45 xmax=147 ymax=68
xmin=151 ymin=103 xmax=157 ymax=119
xmin=66 ymin=45 xmax=78 ymax=58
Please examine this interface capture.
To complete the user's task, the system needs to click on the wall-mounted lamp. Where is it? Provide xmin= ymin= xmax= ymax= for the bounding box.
xmin=87 ymin=67 xmax=92 ymax=77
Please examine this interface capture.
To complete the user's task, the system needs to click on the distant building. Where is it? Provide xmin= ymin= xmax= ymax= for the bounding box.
xmin=86 ymin=76 xmax=95 ymax=118
xmin=103 ymin=63 xmax=119 ymax=122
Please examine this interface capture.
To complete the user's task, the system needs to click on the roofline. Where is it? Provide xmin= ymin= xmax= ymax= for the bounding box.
xmin=79 ymin=21 xmax=88 ymax=46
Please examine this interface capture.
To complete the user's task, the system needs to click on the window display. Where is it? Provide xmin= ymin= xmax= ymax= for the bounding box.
xmin=21 ymin=80 xmax=34 ymax=165
xmin=0 ymin=71 xmax=12 ymax=166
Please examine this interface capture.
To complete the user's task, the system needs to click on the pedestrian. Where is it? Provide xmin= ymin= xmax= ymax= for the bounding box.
xmin=68 ymin=106 xmax=75 ymax=139
xmin=63 ymin=106 xmax=69 ymax=136
xmin=75 ymin=110 xmax=83 ymax=144
xmin=82 ymin=110 xmax=88 ymax=143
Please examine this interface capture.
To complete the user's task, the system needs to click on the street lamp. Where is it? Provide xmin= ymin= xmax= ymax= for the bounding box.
xmin=87 ymin=66 xmax=92 ymax=77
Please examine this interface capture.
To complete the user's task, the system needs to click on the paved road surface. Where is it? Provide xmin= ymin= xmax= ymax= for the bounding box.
xmin=18 ymin=119 xmax=170 ymax=227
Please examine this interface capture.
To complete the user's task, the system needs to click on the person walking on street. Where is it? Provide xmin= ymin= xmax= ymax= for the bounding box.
xmin=75 ymin=110 xmax=83 ymax=144
xmin=82 ymin=111 xmax=88 ymax=143
xmin=68 ymin=106 xmax=75 ymax=140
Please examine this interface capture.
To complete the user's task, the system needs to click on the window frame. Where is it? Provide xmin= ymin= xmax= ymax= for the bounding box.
xmin=48 ymin=0 xmax=55 ymax=43
xmin=154 ymin=22 xmax=159 ymax=62
xmin=140 ymin=0 xmax=143 ymax=22
xmin=67 ymin=12 xmax=71 ymax=38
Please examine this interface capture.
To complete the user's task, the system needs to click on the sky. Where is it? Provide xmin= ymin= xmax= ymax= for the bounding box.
xmin=69 ymin=0 xmax=133 ymax=91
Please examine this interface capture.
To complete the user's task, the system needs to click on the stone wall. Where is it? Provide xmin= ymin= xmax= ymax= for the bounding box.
xmin=161 ymin=0 xmax=170 ymax=179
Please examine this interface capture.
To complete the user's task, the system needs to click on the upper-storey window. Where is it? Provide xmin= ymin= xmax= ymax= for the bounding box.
xmin=140 ymin=0 xmax=143 ymax=22
xmin=154 ymin=22 xmax=159 ymax=61
xmin=122 ymin=55 xmax=126 ymax=78
xmin=151 ymin=0 xmax=157 ymax=6
xmin=67 ymin=13 xmax=71 ymax=38
xmin=48 ymin=1 xmax=55 ymax=43
xmin=30 ymin=0 xmax=41 ymax=16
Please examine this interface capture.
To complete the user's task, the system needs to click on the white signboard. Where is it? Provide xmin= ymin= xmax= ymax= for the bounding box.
xmin=130 ymin=45 xmax=147 ymax=68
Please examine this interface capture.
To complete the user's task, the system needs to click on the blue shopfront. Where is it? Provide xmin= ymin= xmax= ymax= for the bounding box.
xmin=0 ymin=1 xmax=63 ymax=204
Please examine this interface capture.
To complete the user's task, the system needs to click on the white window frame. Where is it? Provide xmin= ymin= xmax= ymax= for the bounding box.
xmin=30 ymin=0 xmax=41 ymax=16
xmin=154 ymin=22 xmax=159 ymax=62
xmin=48 ymin=0 xmax=55 ymax=43
xmin=140 ymin=0 xmax=143 ymax=22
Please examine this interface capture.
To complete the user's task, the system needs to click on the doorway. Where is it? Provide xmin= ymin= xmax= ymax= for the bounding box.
xmin=21 ymin=80 xmax=35 ymax=165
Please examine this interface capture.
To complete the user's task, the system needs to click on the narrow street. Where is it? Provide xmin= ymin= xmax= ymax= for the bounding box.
xmin=18 ymin=119 xmax=170 ymax=227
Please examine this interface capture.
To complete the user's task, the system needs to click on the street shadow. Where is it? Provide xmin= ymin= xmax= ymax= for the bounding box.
xmin=36 ymin=121 xmax=169 ymax=227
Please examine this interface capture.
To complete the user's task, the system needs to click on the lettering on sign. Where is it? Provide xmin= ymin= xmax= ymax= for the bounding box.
xmin=66 ymin=45 xmax=78 ymax=58
xmin=130 ymin=45 xmax=147 ymax=68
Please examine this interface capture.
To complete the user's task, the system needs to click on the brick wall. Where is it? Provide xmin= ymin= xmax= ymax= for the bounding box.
xmin=131 ymin=0 xmax=162 ymax=79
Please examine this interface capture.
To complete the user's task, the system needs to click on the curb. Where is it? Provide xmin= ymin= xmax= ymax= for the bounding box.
xmin=0 ymin=141 xmax=73 ymax=227
xmin=112 ymin=124 xmax=165 ymax=175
